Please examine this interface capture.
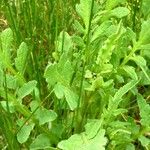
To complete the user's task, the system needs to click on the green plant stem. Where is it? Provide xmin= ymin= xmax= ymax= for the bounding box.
xmin=75 ymin=0 xmax=94 ymax=133
xmin=3 ymin=70 xmax=10 ymax=113
xmin=85 ymin=0 xmax=95 ymax=63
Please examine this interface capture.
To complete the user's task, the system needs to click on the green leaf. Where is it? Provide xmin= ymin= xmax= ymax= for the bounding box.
xmin=0 ymin=28 xmax=13 ymax=51
xmin=85 ymin=119 xmax=102 ymax=139
xmin=30 ymin=100 xmax=39 ymax=111
xmin=138 ymin=135 xmax=150 ymax=148
xmin=106 ymin=0 xmax=126 ymax=10
xmin=113 ymin=80 xmax=139 ymax=101
xmin=72 ymin=35 xmax=85 ymax=47
xmin=132 ymin=55 xmax=146 ymax=66
xmin=96 ymin=38 xmax=114 ymax=65
xmin=131 ymin=55 xmax=150 ymax=83
xmin=58 ymin=134 xmax=83 ymax=150
xmin=139 ymin=43 xmax=150 ymax=50
xmin=81 ymin=130 xmax=107 ymax=150
xmin=126 ymin=27 xmax=136 ymax=45
xmin=0 ymin=69 xmax=4 ymax=87
xmin=54 ymin=83 xmax=78 ymax=110
xmin=30 ymin=134 xmax=51 ymax=150
xmin=58 ymin=130 xmax=107 ymax=150
xmin=122 ymin=65 xmax=138 ymax=80
xmin=91 ymin=21 xmax=112 ymax=42
xmin=17 ymin=80 xmax=37 ymax=100
xmin=76 ymin=0 xmax=92 ymax=31
xmin=73 ymin=20 xmax=85 ymax=34
xmin=35 ymin=107 xmax=57 ymax=125
xmin=113 ymin=108 xmax=128 ymax=116
xmin=63 ymin=86 xmax=78 ymax=110
xmin=141 ymin=0 xmax=150 ymax=17
xmin=58 ymin=57 xmax=74 ymax=85
xmin=1 ymin=101 xmax=15 ymax=113
xmin=110 ymin=7 xmax=130 ymax=18
xmin=17 ymin=122 xmax=35 ymax=144
xmin=104 ymin=25 xmax=118 ymax=37
xmin=44 ymin=58 xmax=74 ymax=87
xmin=56 ymin=31 xmax=72 ymax=54
xmin=126 ymin=143 xmax=135 ymax=150
xmin=104 ymin=80 xmax=139 ymax=123
xmin=6 ymin=74 xmax=18 ymax=89
xmin=138 ymin=19 xmax=150 ymax=44
xmin=96 ymin=21 xmax=124 ymax=65
xmin=0 ymin=28 xmax=13 ymax=65
xmin=44 ymin=63 xmax=57 ymax=86
xmin=137 ymin=94 xmax=150 ymax=127
xmin=15 ymin=42 xmax=29 ymax=74
xmin=54 ymin=83 xmax=65 ymax=99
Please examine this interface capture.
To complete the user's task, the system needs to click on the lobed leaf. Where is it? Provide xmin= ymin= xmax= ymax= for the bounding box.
xmin=58 ymin=129 xmax=107 ymax=150
xmin=44 ymin=58 xmax=74 ymax=87
xmin=96 ymin=21 xmax=123 ymax=65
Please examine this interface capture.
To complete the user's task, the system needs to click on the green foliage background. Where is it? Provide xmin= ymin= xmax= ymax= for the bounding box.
xmin=0 ymin=0 xmax=150 ymax=149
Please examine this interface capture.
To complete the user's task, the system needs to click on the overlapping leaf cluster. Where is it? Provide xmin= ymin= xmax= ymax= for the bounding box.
xmin=45 ymin=0 xmax=150 ymax=149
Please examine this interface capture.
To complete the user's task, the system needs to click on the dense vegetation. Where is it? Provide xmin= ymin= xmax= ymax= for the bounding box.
xmin=0 ymin=0 xmax=150 ymax=149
